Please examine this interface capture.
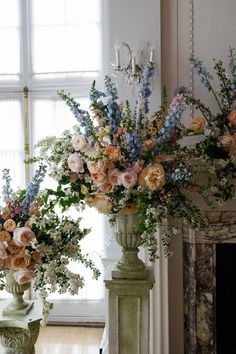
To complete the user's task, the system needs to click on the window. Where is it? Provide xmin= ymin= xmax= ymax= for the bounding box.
xmin=0 ymin=0 xmax=105 ymax=323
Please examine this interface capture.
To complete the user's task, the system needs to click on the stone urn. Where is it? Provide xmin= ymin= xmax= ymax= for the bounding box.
xmin=112 ymin=212 xmax=147 ymax=280
xmin=2 ymin=270 xmax=34 ymax=316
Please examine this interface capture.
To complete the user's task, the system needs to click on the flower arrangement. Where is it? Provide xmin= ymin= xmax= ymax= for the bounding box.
xmin=177 ymin=48 xmax=236 ymax=205
xmin=32 ymin=62 xmax=205 ymax=260
xmin=0 ymin=166 xmax=100 ymax=323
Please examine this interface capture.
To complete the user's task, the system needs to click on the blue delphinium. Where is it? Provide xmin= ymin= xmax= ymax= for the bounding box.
xmin=125 ymin=131 xmax=142 ymax=161
xmin=139 ymin=62 xmax=155 ymax=114
xmin=58 ymin=90 xmax=95 ymax=138
xmin=2 ymin=169 xmax=13 ymax=202
xmin=22 ymin=164 xmax=47 ymax=213
xmin=156 ymin=95 xmax=186 ymax=147
xmin=190 ymin=55 xmax=213 ymax=91
xmin=105 ymin=76 xmax=121 ymax=134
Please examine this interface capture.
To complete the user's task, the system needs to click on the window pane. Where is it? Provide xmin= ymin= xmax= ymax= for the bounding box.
xmin=0 ymin=99 xmax=24 ymax=191
xmin=31 ymin=0 xmax=101 ymax=76
xmin=0 ymin=0 xmax=20 ymax=79
xmin=33 ymin=0 xmax=101 ymax=25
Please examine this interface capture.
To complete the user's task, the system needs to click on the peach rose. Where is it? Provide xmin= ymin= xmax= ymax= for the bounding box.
xmin=228 ymin=109 xmax=236 ymax=126
xmin=84 ymin=195 xmax=95 ymax=207
xmin=118 ymin=170 xmax=137 ymax=189
xmin=11 ymin=253 xmax=31 ymax=270
xmin=0 ymin=242 xmax=8 ymax=259
xmin=93 ymin=193 xmax=112 ymax=214
xmin=189 ymin=116 xmax=205 ymax=133
xmin=87 ymin=160 xmax=105 ymax=173
xmin=0 ymin=230 xmax=11 ymax=242
xmin=3 ymin=219 xmax=16 ymax=232
xmin=104 ymin=146 xmax=120 ymax=159
xmin=7 ymin=240 xmax=24 ymax=255
xmin=13 ymin=227 xmax=35 ymax=247
xmin=91 ymin=172 xmax=106 ymax=186
xmin=108 ymin=168 xmax=121 ymax=186
xmin=138 ymin=164 xmax=166 ymax=191
xmin=31 ymin=251 xmax=41 ymax=262
xmin=67 ymin=153 xmax=84 ymax=173
xmin=29 ymin=201 xmax=41 ymax=217
xmin=4 ymin=256 xmax=13 ymax=268
xmin=218 ymin=134 xmax=234 ymax=148
xmin=100 ymin=182 xmax=113 ymax=193
xmin=72 ymin=134 xmax=88 ymax=152
xmin=13 ymin=269 xmax=34 ymax=284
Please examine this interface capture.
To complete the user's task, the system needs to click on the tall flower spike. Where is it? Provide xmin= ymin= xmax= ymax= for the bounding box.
xmin=22 ymin=164 xmax=47 ymax=213
xmin=2 ymin=169 xmax=13 ymax=202
xmin=105 ymin=76 xmax=121 ymax=134
xmin=229 ymin=47 xmax=236 ymax=95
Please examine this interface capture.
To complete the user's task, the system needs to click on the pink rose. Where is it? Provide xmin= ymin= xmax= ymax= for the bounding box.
xmin=118 ymin=170 xmax=137 ymax=189
xmin=67 ymin=153 xmax=84 ymax=173
xmin=0 ymin=230 xmax=11 ymax=242
xmin=72 ymin=134 xmax=88 ymax=152
xmin=94 ymin=193 xmax=112 ymax=214
xmin=13 ymin=227 xmax=35 ymax=247
xmin=108 ymin=168 xmax=120 ymax=186
xmin=218 ymin=134 xmax=234 ymax=148
xmin=228 ymin=110 xmax=236 ymax=126
xmin=87 ymin=160 xmax=105 ymax=173
xmin=13 ymin=269 xmax=34 ymax=284
xmin=100 ymin=182 xmax=113 ymax=193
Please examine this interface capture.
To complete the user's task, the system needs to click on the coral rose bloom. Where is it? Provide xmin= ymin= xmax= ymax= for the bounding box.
xmin=13 ymin=227 xmax=35 ymax=247
xmin=218 ymin=134 xmax=234 ymax=148
xmin=13 ymin=269 xmax=34 ymax=284
xmin=228 ymin=109 xmax=236 ymax=126
xmin=104 ymin=146 xmax=120 ymax=159
xmin=67 ymin=153 xmax=84 ymax=173
xmin=0 ymin=230 xmax=11 ymax=242
xmin=11 ymin=252 xmax=31 ymax=269
xmin=189 ymin=116 xmax=205 ymax=133
xmin=94 ymin=193 xmax=112 ymax=214
xmin=3 ymin=219 xmax=16 ymax=232
xmin=91 ymin=172 xmax=106 ymax=186
xmin=138 ymin=164 xmax=166 ymax=191
xmin=72 ymin=134 xmax=87 ymax=152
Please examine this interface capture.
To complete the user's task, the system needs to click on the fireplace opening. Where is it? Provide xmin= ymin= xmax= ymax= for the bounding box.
xmin=216 ymin=243 xmax=236 ymax=354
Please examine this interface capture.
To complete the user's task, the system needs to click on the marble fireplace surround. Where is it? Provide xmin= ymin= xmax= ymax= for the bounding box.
xmin=183 ymin=210 xmax=236 ymax=354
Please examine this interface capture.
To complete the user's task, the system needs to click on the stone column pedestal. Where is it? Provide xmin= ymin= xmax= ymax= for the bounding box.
xmin=105 ymin=269 xmax=154 ymax=354
xmin=0 ymin=299 xmax=42 ymax=354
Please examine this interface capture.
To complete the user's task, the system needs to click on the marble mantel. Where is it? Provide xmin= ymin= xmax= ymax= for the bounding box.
xmin=183 ymin=210 xmax=236 ymax=354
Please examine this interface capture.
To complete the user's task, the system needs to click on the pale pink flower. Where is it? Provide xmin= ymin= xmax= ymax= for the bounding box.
xmin=13 ymin=269 xmax=34 ymax=284
xmin=13 ymin=227 xmax=35 ymax=247
xmin=87 ymin=160 xmax=105 ymax=173
xmin=108 ymin=168 xmax=121 ymax=186
xmin=138 ymin=164 xmax=166 ymax=191
xmin=118 ymin=170 xmax=137 ymax=189
xmin=72 ymin=134 xmax=88 ymax=152
xmin=67 ymin=153 xmax=84 ymax=173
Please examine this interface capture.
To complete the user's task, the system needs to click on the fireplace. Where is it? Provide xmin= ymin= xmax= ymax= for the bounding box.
xmin=183 ymin=211 xmax=236 ymax=354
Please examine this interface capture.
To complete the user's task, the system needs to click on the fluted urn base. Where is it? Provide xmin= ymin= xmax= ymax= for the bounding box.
xmin=3 ymin=271 xmax=34 ymax=316
xmin=112 ymin=212 xmax=148 ymax=280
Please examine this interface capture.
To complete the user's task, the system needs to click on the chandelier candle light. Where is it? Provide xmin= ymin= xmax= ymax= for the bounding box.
xmin=113 ymin=40 xmax=156 ymax=84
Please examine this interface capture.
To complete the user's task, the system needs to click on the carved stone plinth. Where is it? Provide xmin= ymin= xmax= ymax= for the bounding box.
xmin=0 ymin=300 xmax=42 ymax=354
xmin=105 ymin=269 xmax=154 ymax=354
